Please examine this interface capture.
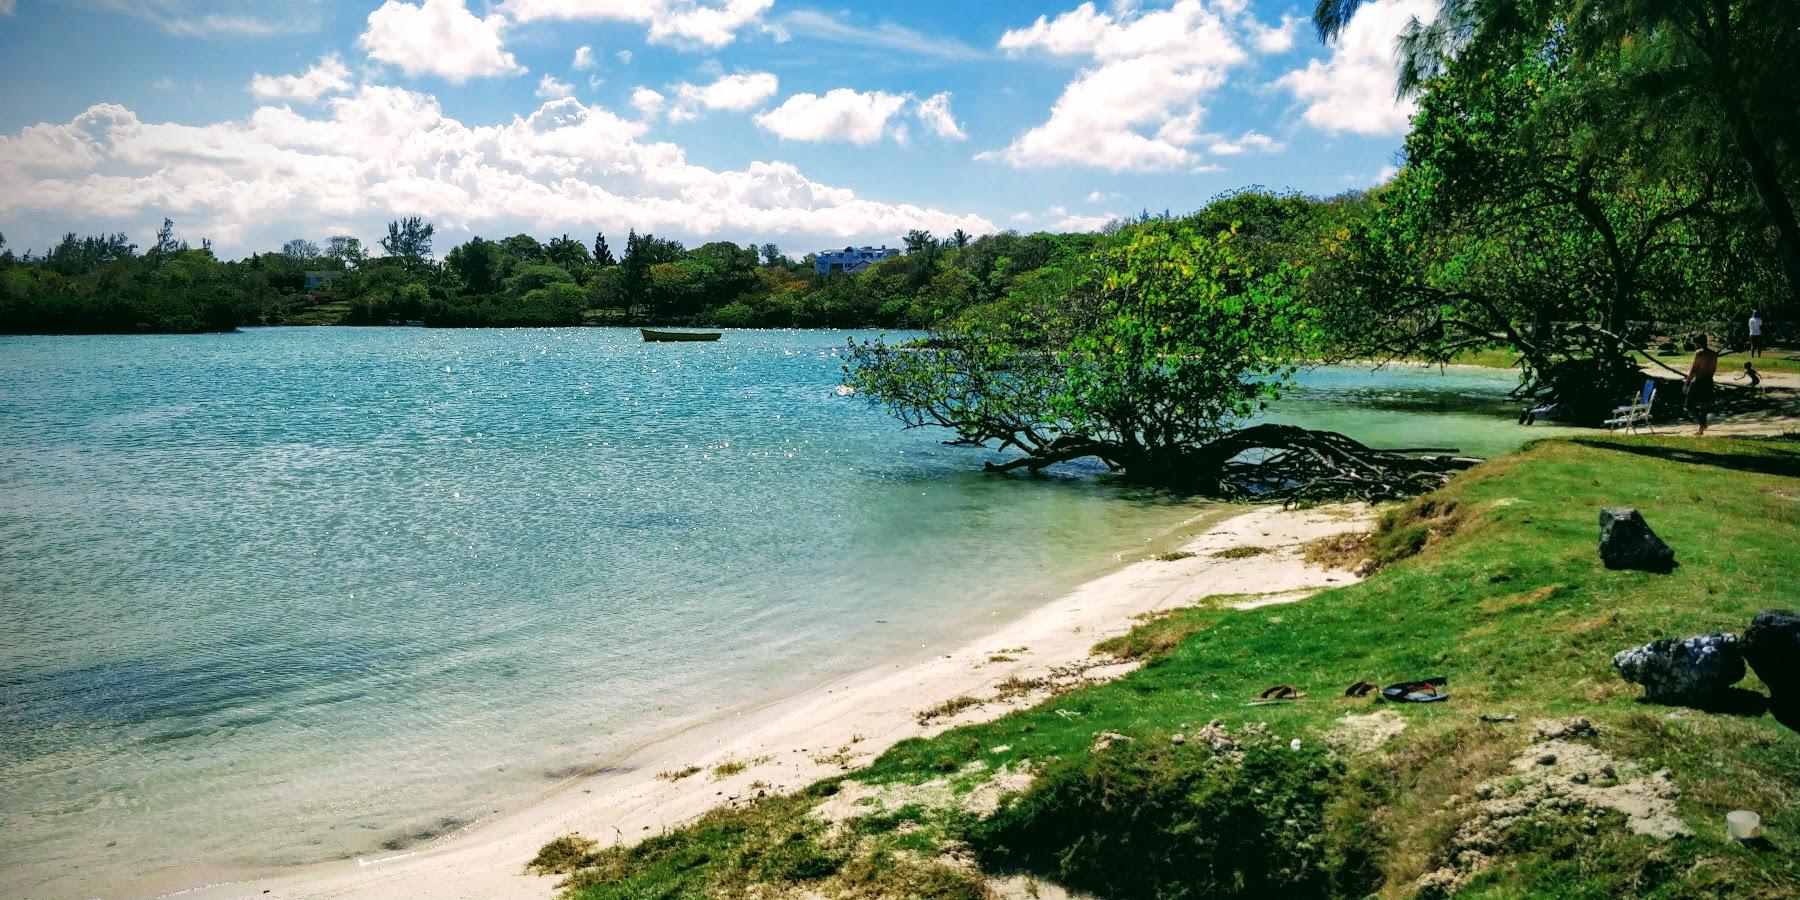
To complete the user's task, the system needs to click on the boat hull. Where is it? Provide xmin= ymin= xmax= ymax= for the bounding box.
xmin=641 ymin=328 xmax=722 ymax=342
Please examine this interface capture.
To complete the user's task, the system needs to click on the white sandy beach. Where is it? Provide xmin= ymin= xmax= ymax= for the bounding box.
xmin=162 ymin=503 xmax=1374 ymax=900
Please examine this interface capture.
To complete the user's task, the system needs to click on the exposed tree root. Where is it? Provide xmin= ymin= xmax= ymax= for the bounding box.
xmin=981 ymin=423 xmax=1479 ymax=504
xmin=1204 ymin=424 xmax=1481 ymax=504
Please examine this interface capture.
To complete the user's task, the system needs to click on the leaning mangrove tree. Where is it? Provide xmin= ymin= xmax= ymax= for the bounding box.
xmin=845 ymin=219 xmax=1476 ymax=501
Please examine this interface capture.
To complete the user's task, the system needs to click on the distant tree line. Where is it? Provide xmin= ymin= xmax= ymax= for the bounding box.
xmin=0 ymin=215 xmax=1118 ymax=334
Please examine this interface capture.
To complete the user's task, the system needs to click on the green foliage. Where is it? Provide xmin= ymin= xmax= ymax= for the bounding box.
xmin=506 ymin=262 xmax=576 ymax=295
xmin=1062 ymin=221 xmax=1318 ymax=459
xmin=1323 ymin=0 xmax=1800 ymax=306
xmin=847 ymin=215 xmax=1319 ymax=481
xmin=2 ymin=190 xmax=1358 ymax=336
xmin=1364 ymin=496 xmax=1469 ymax=571
xmin=0 ymin=223 xmax=246 ymax=334
xmin=1321 ymin=19 xmax=1768 ymax=419
xmin=1090 ymin=605 xmax=1212 ymax=661
xmin=969 ymin=736 xmax=1350 ymax=899
xmin=559 ymin=794 xmax=841 ymax=897
xmin=1312 ymin=0 xmax=1795 ymax=422
xmin=380 ymin=217 xmax=434 ymax=265
xmin=445 ymin=237 xmax=505 ymax=295
xmin=527 ymin=835 xmax=597 ymax=875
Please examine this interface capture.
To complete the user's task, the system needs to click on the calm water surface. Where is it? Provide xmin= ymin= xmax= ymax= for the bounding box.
xmin=0 ymin=328 xmax=1570 ymax=896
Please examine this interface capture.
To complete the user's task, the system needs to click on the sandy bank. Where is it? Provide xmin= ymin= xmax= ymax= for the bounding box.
xmin=165 ymin=503 xmax=1374 ymax=900
xmin=1628 ymin=370 xmax=1800 ymax=438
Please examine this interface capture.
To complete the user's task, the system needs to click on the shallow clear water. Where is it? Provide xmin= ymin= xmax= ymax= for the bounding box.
xmin=1272 ymin=363 xmax=1584 ymax=458
xmin=0 ymin=329 xmax=1569 ymax=896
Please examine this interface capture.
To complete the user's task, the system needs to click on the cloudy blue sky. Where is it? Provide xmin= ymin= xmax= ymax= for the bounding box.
xmin=0 ymin=0 xmax=1433 ymax=258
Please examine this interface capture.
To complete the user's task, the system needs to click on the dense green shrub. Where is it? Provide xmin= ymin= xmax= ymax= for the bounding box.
xmin=968 ymin=730 xmax=1352 ymax=899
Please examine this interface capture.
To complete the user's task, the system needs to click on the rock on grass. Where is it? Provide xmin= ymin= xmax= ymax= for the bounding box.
xmin=1612 ymin=633 xmax=1744 ymax=704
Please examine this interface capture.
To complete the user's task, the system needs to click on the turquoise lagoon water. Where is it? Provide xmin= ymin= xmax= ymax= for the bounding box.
xmin=0 ymin=328 xmax=1571 ymax=896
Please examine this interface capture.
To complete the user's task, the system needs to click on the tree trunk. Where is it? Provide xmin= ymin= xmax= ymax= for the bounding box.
xmin=1721 ymin=99 xmax=1800 ymax=309
xmin=1704 ymin=4 xmax=1800 ymax=308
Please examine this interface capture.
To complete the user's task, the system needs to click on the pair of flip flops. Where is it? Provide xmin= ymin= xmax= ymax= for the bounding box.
xmin=1251 ymin=678 xmax=1452 ymax=705
xmin=1342 ymin=677 xmax=1449 ymax=702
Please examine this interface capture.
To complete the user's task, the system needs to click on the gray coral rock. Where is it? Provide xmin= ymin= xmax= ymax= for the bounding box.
xmin=1612 ymin=633 xmax=1744 ymax=704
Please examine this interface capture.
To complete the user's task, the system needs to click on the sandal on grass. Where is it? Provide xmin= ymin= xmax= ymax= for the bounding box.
xmin=1344 ymin=679 xmax=1379 ymax=698
xmin=1380 ymin=677 xmax=1450 ymax=703
xmin=1246 ymin=684 xmax=1306 ymax=705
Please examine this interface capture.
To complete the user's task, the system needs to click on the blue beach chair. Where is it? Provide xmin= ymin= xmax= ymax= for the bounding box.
xmin=1604 ymin=380 xmax=1656 ymax=433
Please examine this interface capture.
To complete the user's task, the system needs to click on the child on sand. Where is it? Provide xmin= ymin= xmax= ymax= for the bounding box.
xmin=1736 ymin=360 xmax=1761 ymax=392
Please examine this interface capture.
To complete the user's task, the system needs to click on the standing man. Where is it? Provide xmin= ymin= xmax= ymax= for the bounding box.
xmin=1685 ymin=335 xmax=1720 ymax=436
xmin=1748 ymin=309 xmax=1764 ymax=358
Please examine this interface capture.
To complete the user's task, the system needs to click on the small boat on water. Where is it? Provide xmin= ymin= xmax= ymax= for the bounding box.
xmin=641 ymin=328 xmax=722 ymax=342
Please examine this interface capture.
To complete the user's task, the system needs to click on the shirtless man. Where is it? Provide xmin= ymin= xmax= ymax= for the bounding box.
xmin=1685 ymin=335 xmax=1720 ymax=435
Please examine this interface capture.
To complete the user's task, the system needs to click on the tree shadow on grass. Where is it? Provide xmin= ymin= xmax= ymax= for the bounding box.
xmin=1637 ymin=689 xmax=1800 ymax=734
xmin=1677 ymin=687 xmax=1772 ymax=719
xmin=1773 ymin=701 xmax=1800 ymax=734
xmin=1569 ymin=438 xmax=1800 ymax=479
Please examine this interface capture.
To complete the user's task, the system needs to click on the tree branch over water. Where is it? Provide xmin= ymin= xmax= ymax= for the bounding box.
xmin=845 ymin=220 xmax=1478 ymax=502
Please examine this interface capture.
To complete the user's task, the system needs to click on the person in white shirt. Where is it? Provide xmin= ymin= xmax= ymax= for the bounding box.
xmin=1748 ymin=310 xmax=1763 ymax=358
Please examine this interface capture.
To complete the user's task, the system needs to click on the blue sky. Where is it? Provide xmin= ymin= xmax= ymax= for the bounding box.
xmin=0 ymin=0 xmax=1433 ymax=258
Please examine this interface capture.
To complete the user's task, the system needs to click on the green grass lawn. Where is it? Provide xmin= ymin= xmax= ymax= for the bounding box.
xmin=1445 ymin=347 xmax=1529 ymax=369
xmin=1723 ymin=350 xmax=1800 ymax=377
xmin=537 ymin=436 xmax=1800 ymax=899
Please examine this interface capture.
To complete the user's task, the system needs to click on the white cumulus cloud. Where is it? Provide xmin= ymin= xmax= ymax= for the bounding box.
xmin=630 ymin=87 xmax=666 ymax=118
xmin=985 ymin=0 xmax=1250 ymax=172
xmin=1249 ymin=14 xmax=1303 ymax=53
xmin=249 ymin=55 xmax=353 ymax=103
xmin=360 ymin=0 xmax=523 ymax=83
xmin=755 ymin=89 xmax=910 ymax=145
xmin=572 ymin=45 xmax=596 ymax=70
xmin=501 ymin=0 xmax=773 ymax=48
xmin=1275 ymin=0 xmax=1436 ymax=136
xmin=914 ymin=92 xmax=966 ymax=140
xmin=0 ymin=88 xmax=996 ymax=258
xmin=668 ymin=71 xmax=779 ymax=120
xmin=536 ymin=74 xmax=574 ymax=99
xmin=1053 ymin=211 xmax=1119 ymax=232
xmin=1013 ymin=204 xmax=1117 ymax=232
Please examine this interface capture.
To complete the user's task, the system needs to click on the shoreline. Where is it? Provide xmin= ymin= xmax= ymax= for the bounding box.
xmin=151 ymin=502 xmax=1374 ymax=900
